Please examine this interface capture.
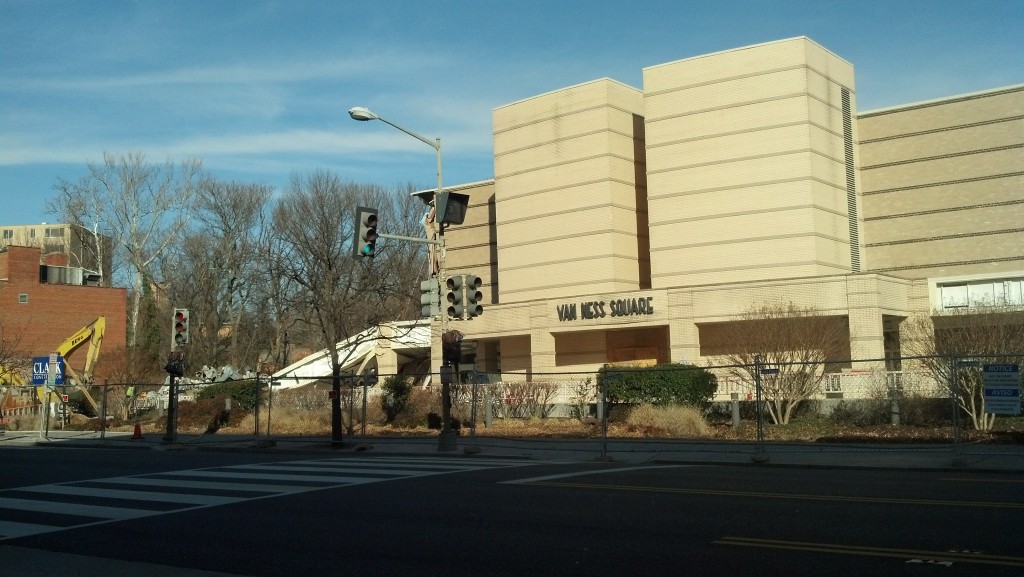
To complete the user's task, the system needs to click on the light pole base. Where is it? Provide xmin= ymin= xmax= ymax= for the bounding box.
xmin=437 ymin=430 xmax=458 ymax=451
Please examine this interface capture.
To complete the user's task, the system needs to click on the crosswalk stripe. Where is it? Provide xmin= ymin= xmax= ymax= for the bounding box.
xmin=0 ymin=497 xmax=155 ymax=519
xmin=267 ymin=459 xmax=517 ymax=470
xmin=0 ymin=520 xmax=66 ymax=540
xmin=150 ymin=470 xmax=384 ymax=484
xmin=211 ymin=464 xmax=461 ymax=476
xmin=18 ymin=484 xmax=242 ymax=505
xmin=0 ymin=456 xmax=536 ymax=541
xmin=94 ymin=477 xmax=303 ymax=494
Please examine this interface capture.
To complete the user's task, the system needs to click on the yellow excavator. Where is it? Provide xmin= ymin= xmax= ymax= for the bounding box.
xmin=36 ymin=316 xmax=105 ymax=413
xmin=0 ymin=365 xmax=26 ymax=386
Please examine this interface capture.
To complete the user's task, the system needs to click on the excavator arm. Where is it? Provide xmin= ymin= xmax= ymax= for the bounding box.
xmin=39 ymin=317 xmax=105 ymax=413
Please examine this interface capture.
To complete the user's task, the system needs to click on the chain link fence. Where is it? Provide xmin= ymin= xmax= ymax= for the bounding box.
xmin=3 ymin=354 xmax=1019 ymax=458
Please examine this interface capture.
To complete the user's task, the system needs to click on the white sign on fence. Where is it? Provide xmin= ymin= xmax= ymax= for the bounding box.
xmin=982 ymin=364 xmax=1021 ymax=416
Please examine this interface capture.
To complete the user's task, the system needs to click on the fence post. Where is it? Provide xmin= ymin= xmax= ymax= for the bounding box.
xmin=753 ymin=355 xmax=768 ymax=462
xmin=599 ymin=369 xmax=609 ymax=461
xmin=347 ymin=376 xmax=355 ymax=437
xmin=948 ymin=351 xmax=963 ymax=466
xmin=483 ymin=385 xmax=493 ymax=428
xmin=465 ymin=373 xmax=480 ymax=454
xmin=360 ymin=380 xmax=367 ymax=437
xmin=253 ymin=377 xmax=261 ymax=440
xmin=99 ymin=381 xmax=108 ymax=441
xmin=889 ymin=382 xmax=900 ymax=426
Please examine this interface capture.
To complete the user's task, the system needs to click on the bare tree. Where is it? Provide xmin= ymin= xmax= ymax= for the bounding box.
xmin=163 ymin=180 xmax=273 ymax=370
xmin=706 ymin=303 xmax=849 ymax=425
xmin=903 ymin=306 xmax=1024 ymax=430
xmin=48 ymin=152 xmax=203 ymax=346
xmin=252 ymin=208 xmax=304 ymax=373
xmin=49 ymin=175 xmax=108 ymax=283
xmin=0 ymin=317 xmax=32 ymax=386
xmin=100 ymin=346 xmax=164 ymax=419
xmin=272 ymin=170 xmax=426 ymax=442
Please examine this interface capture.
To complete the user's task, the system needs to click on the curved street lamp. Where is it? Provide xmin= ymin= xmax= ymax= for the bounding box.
xmin=348 ymin=106 xmax=457 ymax=451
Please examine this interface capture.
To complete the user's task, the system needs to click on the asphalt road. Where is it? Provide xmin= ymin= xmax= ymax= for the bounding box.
xmin=2 ymin=447 xmax=1023 ymax=577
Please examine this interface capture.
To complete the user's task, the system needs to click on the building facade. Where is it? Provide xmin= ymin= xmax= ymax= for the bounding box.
xmin=0 ymin=245 xmax=127 ymax=382
xmin=428 ymin=37 xmax=1022 ymax=398
xmin=0 ymin=223 xmax=113 ymax=287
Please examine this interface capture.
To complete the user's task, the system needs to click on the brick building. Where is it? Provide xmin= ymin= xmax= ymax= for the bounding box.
xmin=0 ymin=245 xmax=127 ymax=382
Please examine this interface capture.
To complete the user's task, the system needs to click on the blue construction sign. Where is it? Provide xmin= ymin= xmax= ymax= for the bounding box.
xmin=31 ymin=356 xmax=65 ymax=385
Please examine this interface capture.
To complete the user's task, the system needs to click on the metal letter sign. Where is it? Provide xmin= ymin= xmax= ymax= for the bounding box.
xmin=982 ymin=364 xmax=1021 ymax=416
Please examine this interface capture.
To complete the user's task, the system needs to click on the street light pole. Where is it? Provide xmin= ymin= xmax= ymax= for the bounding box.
xmin=349 ymin=106 xmax=456 ymax=451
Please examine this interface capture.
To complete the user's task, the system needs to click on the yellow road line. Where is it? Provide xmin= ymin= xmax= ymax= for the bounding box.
xmin=942 ymin=476 xmax=1024 ymax=483
xmin=527 ymin=481 xmax=1024 ymax=509
xmin=715 ymin=536 xmax=1024 ymax=568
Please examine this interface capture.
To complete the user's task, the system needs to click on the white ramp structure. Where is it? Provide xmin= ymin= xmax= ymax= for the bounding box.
xmin=271 ymin=321 xmax=432 ymax=389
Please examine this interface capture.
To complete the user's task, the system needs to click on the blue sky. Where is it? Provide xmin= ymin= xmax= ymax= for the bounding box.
xmin=2 ymin=0 xmax=1021 ymax=226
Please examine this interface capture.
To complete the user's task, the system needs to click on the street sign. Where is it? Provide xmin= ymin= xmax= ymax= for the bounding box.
xmin=983 ymin=364 xmax=1021 ymax=416
xmin=761 ymin=368 xmax=780 ymax=375
xmin=32 ymin=356 xmax=64 ymax=385
xmin=47 ymin=353 xmax=58 ymax=385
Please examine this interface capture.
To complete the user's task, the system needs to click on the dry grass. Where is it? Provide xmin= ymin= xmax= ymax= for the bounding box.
xmin=63 ymin=392 xmax=1024 ymax=445
xmin=625 ymin=403 xmax=710 ymax=437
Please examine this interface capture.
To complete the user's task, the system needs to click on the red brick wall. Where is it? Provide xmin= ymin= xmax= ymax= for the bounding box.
xmin=43 ymin=253 xmax=70 ymax=266
xmin=0 ymin=246 xmax=127 ymax=380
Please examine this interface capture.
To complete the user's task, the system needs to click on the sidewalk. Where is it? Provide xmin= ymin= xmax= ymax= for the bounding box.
xmin=6 ymin=429 xmax=1023 ymax=473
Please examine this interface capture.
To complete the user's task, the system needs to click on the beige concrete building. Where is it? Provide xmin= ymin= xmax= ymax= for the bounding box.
xmin=427 ymin=37 xmax=1022 ymax=399
xmin=1 ymin=223 xmax=113 ymax=286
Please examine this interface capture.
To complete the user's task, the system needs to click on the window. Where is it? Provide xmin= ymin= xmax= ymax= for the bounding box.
xmin=939 ymin=278 xmax=1024 ymax=309
xmin=939 ymin=285 xmax=968 ymax=308
xmin=19 ymin=293 xmax=28 ymax=304
xmin=2 ymin=229 xmax=12 ymax=240
xmin=45 ymin=227 xmax=65 ymax=238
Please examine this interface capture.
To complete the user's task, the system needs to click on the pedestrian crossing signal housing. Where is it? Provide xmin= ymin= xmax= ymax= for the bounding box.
xmin=434 ymin=191 xmax=469 ymax=226
xmin=353 ymin=206 xmax=379 ymax=258
xmin=172 ymin=308 xmax=189 ymax=347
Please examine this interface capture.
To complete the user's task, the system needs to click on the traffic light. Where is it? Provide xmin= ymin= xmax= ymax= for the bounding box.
xmin=420 ymin=278 xmax=440 ymax=318
xmin=464 ymin=274 xmax=484 ymax=318
xmin=445 ymin=275 xmax=465 ymax=320
xmin=353 ymin=206 xmax=379 ymax=258
xmin=172 ymin=308 xmax=189 ymax=347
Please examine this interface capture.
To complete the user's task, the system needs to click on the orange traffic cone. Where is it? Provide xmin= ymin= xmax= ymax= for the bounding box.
xmin=132 ymin=422 xmax=143 ymax=440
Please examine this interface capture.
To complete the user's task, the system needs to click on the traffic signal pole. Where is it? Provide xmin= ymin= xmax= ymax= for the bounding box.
xmin=347 ymin=108 xmax=458 ymax=451
xmin=164 ymin=309 xmax=188 ymax=444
